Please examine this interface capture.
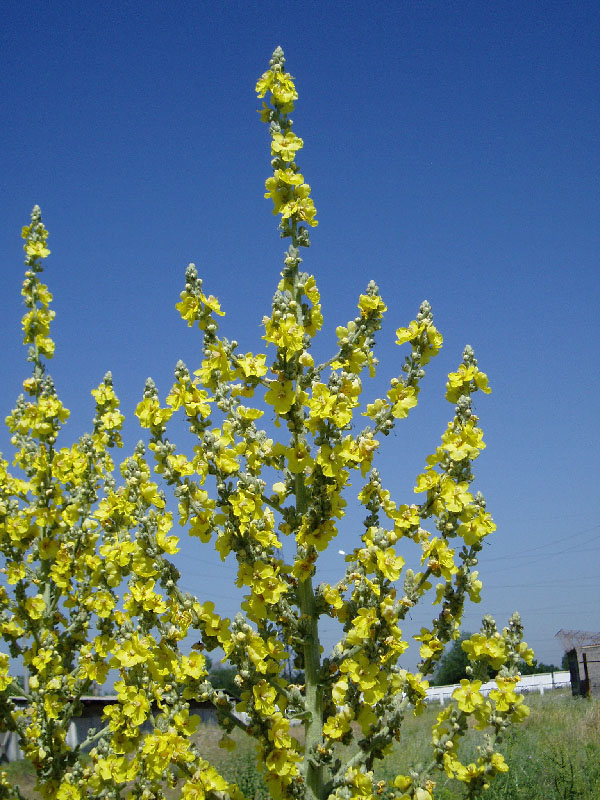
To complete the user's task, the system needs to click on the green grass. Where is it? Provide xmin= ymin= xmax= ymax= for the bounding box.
xmin=5 ymin=692 xmax=599 ymax=799
xmin=375 ymin=691 xmax=600 ymax=799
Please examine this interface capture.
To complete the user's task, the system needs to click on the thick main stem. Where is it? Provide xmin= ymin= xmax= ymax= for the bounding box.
xmin=287 ymin=225 xmax=324 ymax=800
xmin=295 ymin=473 xmax=324 ymax=800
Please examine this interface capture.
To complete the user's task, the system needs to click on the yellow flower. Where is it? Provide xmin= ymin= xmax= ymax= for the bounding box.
xmin=286 ymin=440 xmax=313 ymax=473
xmin=127 ymin=579 xmax=167 ymax=614
xmin=56 ymin=782 xmax=80 ymax=800
xmin=517 ymin=641 xmax=535 ymax=665
xmin=340 ymin=653 xmax=379 ymax=691
xmin=253 ymin=679 xmax=277 ymax=715
xmin=135 ymin=397 xmax=173 ymax=428
xmin=321 ymin=583 xmax=344 ymax=611
xmin=358 ymin=293 xmax=387 ymax=317
xmin=268 ymin=712 xmax=292 ymax=749
xmin=446 ymin=364 xmax=491 ymax=403
xmin=414 ymin=628 xmax=444 ymax=660
xmin=265 ymin=379 xmax=296 ymax=415
xmin=271 ymin=131 xmax=304 ymax=162
xmin=387 ymin=383 xmax=418 ymax=419
xmin=421 ymin=538 xmax=456 ymax=579
xmin=490 ymin=752 xmax=509 ymax=773
xmin=452 ymin=679 xmax=485 ymax=714
xmin=235 ymin=352 xmax=268 ymax=379
xmin=25 ymin=241 xmax=51 ymax=259
xmin=414 ymin=471 xmax=439 ymax=493
xmin=256 ymin=68 xmax=297 ymax=105
xmin=7 ymin=562 xmax=26 ymax=584
xmin=323 ymin=707 xmax=352 ymax=740
xmin=422 ymin=324 xmax=443 ymax=363
xmin=393 ymin=775 xmax=412 ymax=792
xmin=396 ymin=320 xmax=423 ymax=345
xmin=85 ymin=590 xmax=115 ymax=618
xmin=256 ymin=70 xmax=275 ymax=97
xmin=180 ymin=651 xmax=207 ymax=680
xmin=118 ymin=684 xmax=150 ymax=726
xmin=462 ymin=633 xmax=507 ymax=669
xmin=25 ymin=594 xmax=46 ymax=620
xmin=438 ymin=477 xmax=472 ymax=513
xmin=265 ymin=746 xmax=299 ymax=776
xmin=0 ymin=654 xmax=11 ymax=692
xmin=346 ymin=607 xmax=377 ymax=645
xmin=375 ymin=547 xmax=405 ymax=581
xmin=455 ymin=761 xmax=484 ymax=784
xmin=112 ymin=634 xmax=151 ymax=668
xmin=458 ymin=508 xmax=496 ymax=545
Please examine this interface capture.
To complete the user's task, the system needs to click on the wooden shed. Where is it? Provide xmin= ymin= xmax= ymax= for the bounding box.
xmin=0 ymin=695 xmax=221 ymax=763
xmin=556 ymin=629 xmax=600 ymax=697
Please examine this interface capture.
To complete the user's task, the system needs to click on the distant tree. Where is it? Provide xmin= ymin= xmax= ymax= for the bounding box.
xmin=208 ymin=665 xmax=238 ymax=697
xmin=561 ymin=652 xmax=570 ymax=670
xmin=5 ymin=675 xmax=25 ymax=696
xmin=431 ymin=634 xmax=472 ymax=686
xmin=433 ymin=637 xmax=560 ymax=686
xmin=518 ymin=659 xmax=560 ymax=675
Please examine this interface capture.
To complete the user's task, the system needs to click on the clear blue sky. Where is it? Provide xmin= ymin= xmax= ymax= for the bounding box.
xmin=1 ymin=0 xmax=598 ymax=671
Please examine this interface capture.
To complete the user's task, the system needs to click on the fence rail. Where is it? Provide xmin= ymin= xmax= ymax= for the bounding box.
xmin=426 ymin=670 xmax=571 ymax=705
xmin=0 ymin=672 xmax=573 ymax=762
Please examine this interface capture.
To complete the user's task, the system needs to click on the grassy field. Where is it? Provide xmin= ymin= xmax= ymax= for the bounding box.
xmin=4 ymin=691 xmax=599 ymax=799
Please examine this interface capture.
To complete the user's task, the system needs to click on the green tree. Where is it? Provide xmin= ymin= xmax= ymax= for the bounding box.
xmin=208 ymin=666 xmax=238 ymax=697
xmin=431 ymin=635 xmax=472 ymax=686
xmin=519 ymin=659 xmax=560 ymax=675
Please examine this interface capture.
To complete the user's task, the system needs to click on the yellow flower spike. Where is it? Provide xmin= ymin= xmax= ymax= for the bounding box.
xmin=258 ymin=48 xmax=317 ymax=235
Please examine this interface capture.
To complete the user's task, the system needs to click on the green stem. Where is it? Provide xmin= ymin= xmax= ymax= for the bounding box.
xmin=295 ymin=472 xmax=324 ymax=800
xmin=284 ymin=220 xmax=324 ymax=800
xmin=78 ymin=722 xmax=112 ymax=751
xmin=261 ymin=493 xmax=284 ymax=514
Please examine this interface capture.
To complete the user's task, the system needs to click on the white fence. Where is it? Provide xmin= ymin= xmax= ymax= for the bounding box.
xmin=1 ymin=673 xmax=572 ymax=762
xmin=426 ymin=670 xmax=571 ymax=705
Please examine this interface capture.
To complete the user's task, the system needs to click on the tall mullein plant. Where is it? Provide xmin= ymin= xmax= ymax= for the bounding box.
xmin=0 ymin=209 xmax=131 ymax=798
xmin=0 ymin=48 xmax=534 ymax=800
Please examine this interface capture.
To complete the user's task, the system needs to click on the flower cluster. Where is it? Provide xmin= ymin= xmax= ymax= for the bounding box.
xmin=257 ymin=46 xmax=318 ymax=236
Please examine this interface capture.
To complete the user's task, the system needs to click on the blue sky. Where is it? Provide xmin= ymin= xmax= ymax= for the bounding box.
xmin=1 ymin=0 xmax=598 ymax=672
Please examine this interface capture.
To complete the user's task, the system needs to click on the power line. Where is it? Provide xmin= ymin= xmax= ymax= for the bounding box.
xmin=483 ymin=524 xmax=600 ymax=561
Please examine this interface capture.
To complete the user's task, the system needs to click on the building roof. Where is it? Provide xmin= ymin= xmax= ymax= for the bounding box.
xmin=555 ymin=629 xmax=600 ymax=651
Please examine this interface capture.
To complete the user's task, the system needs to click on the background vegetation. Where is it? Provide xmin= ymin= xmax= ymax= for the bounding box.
xmin=5 ymin=692 xmax=598 ymax=800
xmin=430 ymin=637 xmax=565 ymax=686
